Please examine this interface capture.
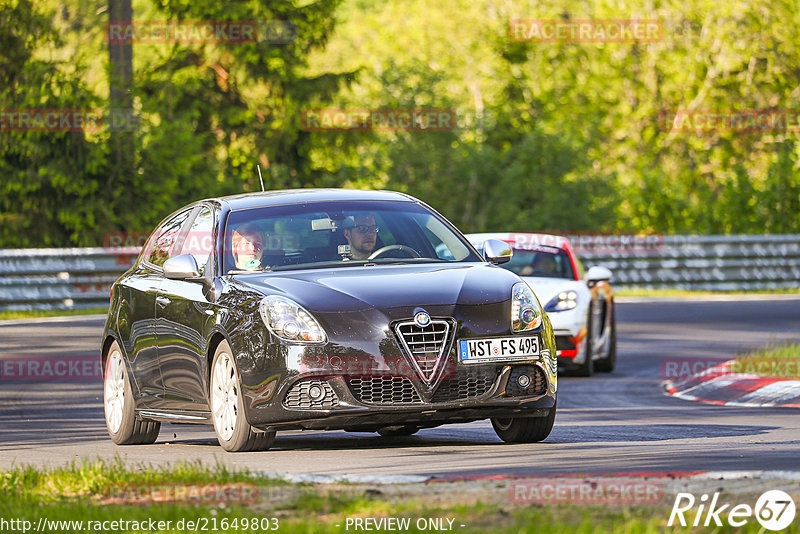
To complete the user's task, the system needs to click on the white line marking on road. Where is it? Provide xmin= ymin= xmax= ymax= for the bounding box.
xmin=616 ymin=294 xmax=800 ymax=303
xmin=256 ymin=472 xmax=432 ymax=484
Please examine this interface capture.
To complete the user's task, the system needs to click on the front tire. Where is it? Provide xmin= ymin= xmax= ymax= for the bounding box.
xmin=574 ymin=303 xmax=594 ymax=377
xmin=595 ymin=302 xmax=617 ymax=373
xmin=491 ymin=398 xmax=557 ymax=443
xmin=104 ymin=341 xmax=160 ymax=445
xmin=210 ymin=341 xmax=275 ymax=452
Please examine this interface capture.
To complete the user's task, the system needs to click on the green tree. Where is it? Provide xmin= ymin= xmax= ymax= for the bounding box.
xmin=0 ymin=0 xmax=109 ymax=247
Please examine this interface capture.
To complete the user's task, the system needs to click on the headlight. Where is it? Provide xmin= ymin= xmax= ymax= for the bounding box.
xmin=511 ymin=282 xmax=543 ymax=332
xmin=544 ymin=290 xmax=579 ymax=312
xmin=259 ymin=296 xmax=327 ymax=344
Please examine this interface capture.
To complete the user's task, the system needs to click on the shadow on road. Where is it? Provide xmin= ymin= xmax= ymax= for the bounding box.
xmin=547 ymin=423 xmax=775 ymax=443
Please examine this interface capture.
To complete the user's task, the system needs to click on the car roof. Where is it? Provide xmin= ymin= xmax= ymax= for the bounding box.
xmin=214 ymin=189 xmax=417 ymax=211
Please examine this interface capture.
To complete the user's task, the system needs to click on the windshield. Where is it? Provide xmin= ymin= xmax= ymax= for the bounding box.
xmin=222 ymin=200 xmax=480 ymax=274
xmin=499 ymin=245 xmax=576 ymax=280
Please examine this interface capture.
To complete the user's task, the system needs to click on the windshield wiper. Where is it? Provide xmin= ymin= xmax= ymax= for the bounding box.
xmin=265 ymin=257 xmax=450 ymax=272
xmin=368 ymin=257 xmax=444 ymax=264
xmin=270 ymin=261 xmax=367 ymax=272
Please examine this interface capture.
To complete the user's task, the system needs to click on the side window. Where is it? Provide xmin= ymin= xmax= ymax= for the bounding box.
xmin=144 ymin=209 xmax=193 ymax=268
xmin=179 ymin=206 xmax=215 ymax=275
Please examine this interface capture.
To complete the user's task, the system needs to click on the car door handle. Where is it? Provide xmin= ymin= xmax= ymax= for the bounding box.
xmin=156 ymin=296 xmax=171 ymax=307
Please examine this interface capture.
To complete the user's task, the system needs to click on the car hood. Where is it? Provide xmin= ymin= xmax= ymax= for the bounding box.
xmin=234 ymin=263 xmax=521 ymax=313
xmin=520 ymin=276 xmax=587 ymax=306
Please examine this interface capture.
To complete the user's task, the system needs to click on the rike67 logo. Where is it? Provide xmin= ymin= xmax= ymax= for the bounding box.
xmin=669 ymin=490 xmax=796 ymax=531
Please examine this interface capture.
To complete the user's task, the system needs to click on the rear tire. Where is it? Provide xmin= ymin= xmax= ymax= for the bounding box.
xmin=595 ymin=302 xmax=617 ymax=373
xmin=211 ymin=341 xmax=276 ymax=452
xmin=104 ymin=341 xmax=160 ymax=445
xmin=491 ymin=398 xmax=557 ymax=443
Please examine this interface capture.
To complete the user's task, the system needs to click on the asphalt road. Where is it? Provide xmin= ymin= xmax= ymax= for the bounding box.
xmin=1 ymin=297 xmax=799 ymax=477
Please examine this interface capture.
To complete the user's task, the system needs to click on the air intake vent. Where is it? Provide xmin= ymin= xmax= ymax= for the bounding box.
xmin=431 ymin=366 xmax=499 ymax=403
xmin=348 ymin=376 xmax=423 ymax=405
xmin=394 ymin=319 xmax=454 ymax=384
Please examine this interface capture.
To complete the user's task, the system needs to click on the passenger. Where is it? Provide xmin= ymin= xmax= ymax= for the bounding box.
xmin=231 ymin=223 xmax=264 ymax=270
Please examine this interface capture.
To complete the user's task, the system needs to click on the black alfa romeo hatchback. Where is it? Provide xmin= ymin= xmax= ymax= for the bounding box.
xmin=102 ymin=189 xmax=558 ymax=451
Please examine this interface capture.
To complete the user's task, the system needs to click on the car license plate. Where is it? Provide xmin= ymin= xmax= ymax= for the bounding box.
xmin=458 ymin=336 xmax=540 ymax=364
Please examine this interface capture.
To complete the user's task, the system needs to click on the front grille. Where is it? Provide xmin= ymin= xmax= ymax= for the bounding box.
xmin=283 ymin=379 xmax=339 ymax=409
xmin=431 ymin=366 xmax=499 ymax=403
xmin=555 ymin=335 xmax=575 ymax=351
xmin=394 ymin=319 xmax=453 ymax=382
xmin=348 ymin=376 xmax=423 ymax=405
xmin=505 ymin=365 xmax=547 ymax=397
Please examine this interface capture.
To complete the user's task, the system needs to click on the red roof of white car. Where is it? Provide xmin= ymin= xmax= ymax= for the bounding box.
xmin=466 ymin=232 xmax=573 ymax=251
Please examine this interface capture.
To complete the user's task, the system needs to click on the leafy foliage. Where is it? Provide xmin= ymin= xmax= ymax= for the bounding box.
xmin=1 ymin=0 xmax=799 ymax=247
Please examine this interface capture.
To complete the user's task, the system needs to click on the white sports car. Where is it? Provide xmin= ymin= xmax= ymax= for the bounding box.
xmin=466 ymin=233 xmax=616 ymax=376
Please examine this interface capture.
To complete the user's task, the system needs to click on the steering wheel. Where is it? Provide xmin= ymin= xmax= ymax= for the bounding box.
xmin=368 ymin=245 xmax=421 ymax=260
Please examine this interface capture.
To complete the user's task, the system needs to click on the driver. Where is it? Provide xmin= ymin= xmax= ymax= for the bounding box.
xmin=342 ymin=213 xmax=378 ymax=260
xmin=533 ymin=253 xmax=558 ymax=275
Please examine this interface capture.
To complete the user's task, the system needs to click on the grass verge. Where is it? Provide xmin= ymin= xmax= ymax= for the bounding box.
xmin=732 ymin=342 xmax=800 ymax=379
xmin=0 ymin=460 xmax=795 ymax=533
xmin=0 ymin=307 xmax=108 ymax=320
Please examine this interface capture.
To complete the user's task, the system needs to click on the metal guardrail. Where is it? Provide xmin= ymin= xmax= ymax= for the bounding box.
xmin=579 ymin=235 xmax=800 ymax=291
xmin=0 ymin=235 xmax=798 ymax=311
xmin=0 ymin=247 xmax=140 ymax=311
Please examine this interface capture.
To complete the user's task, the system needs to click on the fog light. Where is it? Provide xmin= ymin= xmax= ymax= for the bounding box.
xmin=517 ymin=374 xmax=531 ymax=388
xmin=308 ymin=385 xmax=325 ymax=401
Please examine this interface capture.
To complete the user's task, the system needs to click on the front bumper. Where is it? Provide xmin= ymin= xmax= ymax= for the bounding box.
xmin=548 ymin=307 xmax=587 ymax=363
xmin=250 ymin=362 xmax=556 ymax=432
xmin=229 ymin=303 xmax=558 ymax=432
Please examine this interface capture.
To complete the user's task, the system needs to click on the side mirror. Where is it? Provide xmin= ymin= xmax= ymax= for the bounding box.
xmin=483 ymin=239 xmax=513 ymax=265
xmin=585 ymin=265 xmax=612 ymax=285
xmin=163 ymin=254 xmax=201 ymax=280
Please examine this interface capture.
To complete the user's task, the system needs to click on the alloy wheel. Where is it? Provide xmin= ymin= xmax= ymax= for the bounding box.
xmin=212 ymin=351 xmax=239 ymax=441
xmin=104 ymin=349 xmax=126 ymax=434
